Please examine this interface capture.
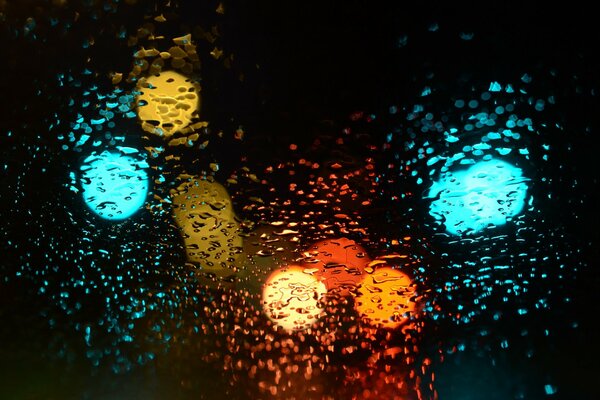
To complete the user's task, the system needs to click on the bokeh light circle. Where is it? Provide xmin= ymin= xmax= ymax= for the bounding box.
xmin=428 ymin=158 xmax=528 ymax=235
xmin=355 ymin=267 xmax=416 ymax=330
xmin=307 ymin=237 xmax=369 ymax=295
xmin=136 ymin=70 xmax=201 ymax=137
xmin=80 ymin=149 xmax=149 ymax=220
xmin=171 ymin=178 xmax=242 ymax=281
xmin=262 ymin=266 xmax=327 ymax=331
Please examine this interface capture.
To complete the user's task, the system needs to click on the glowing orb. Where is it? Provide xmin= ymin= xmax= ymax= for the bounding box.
xmin=355 ymin=267 xmax=416 ymax=329
xmin=306 ymin=237 xmax=370 ymax=294
xmin=80 ymin=150 xmax=149 ymax=220
xmin=262 ymin=266 xmax=327 ymax=331
xmin=136 ymin=70 xmax=201 ymax=137
xmin=427 ymin=158 xmax=528 ymax=235
xmin=171 ymin=178 xmax=242 ymax=281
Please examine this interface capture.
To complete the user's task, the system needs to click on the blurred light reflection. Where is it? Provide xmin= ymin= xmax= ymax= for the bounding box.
xmin=262 ymin=265 xmax=327 ymax=331
xmin=171 ymin=178 xmax=242 ymax=283
xmin=427 ymin=158 xmax=528 ymax=235
xmin=136 ymin=70 xmax=201 ymax=137
xmin=80 ymin=149 xmax=149 ymax=220
xmin=355 ymin=266 xmax=417 ymax=330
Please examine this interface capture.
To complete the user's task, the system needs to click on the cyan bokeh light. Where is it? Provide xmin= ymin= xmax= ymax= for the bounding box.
xmin=80 ymin=148 xmax=149 ymax=220
xmin=428 ymin=158 xmax=528 ymax=235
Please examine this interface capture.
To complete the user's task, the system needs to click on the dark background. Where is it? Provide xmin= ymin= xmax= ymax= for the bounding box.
xmin=1 ymin=1 xmax=599 ymax=399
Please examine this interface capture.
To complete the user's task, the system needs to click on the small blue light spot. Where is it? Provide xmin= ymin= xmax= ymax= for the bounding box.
xmin=521 ymin=73 xmax=532 ymax=83
xmin=397 ymin=35 xmax=408 ymax=47
xmin=544 ymin=384 xmax=557 ymax=395
xmin=489 ymin=82 xmax=502 ymax=92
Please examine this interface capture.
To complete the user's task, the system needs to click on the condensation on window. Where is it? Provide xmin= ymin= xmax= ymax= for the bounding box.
xmin=0 ymin=2 xmax=596 ymax=400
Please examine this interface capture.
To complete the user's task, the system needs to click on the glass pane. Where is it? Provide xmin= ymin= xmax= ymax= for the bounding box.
xmin=1 ymin=2 xmax=597 ymax=399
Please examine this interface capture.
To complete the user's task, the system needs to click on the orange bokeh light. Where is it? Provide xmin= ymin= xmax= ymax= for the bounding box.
xmin=305 ymin=237 xmax=370 ymax=294
xmin=355 ymin=267 xmax=417 ymax=330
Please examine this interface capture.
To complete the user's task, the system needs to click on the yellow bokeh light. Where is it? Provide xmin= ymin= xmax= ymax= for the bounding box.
xmin=262 ymin=266 xmax=327 ymax=332
xmin=136 ymin=70 xmax=201 ymax=137
xmin=172 ymin=178 xmax=242 ymax=282
xmin=355 ymin=267 xmax=416 ymax=330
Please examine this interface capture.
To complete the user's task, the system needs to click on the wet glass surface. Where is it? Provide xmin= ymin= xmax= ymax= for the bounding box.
xmin=1 ymin=1 xmax=598 ymax=399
